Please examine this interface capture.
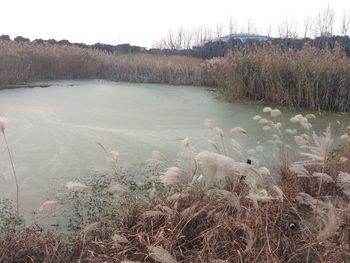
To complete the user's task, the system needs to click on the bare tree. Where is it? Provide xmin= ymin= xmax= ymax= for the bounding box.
xmin=303 ymin=16 xmax=314 ymax=38
xmin=340 ymin=12 xmax=350 ymax=36
xmin=266 ymin=24 xmax=273 ymax=37
xmin=278 ymin=18 xmax=298 ymax=38
xmin=315 ymin=4 xmax=335 ymax=37
xmin=192 ymin=26 xmax=213 ymax=46
xmin=183 ymin=29 xmax=194 ymax=49
xmin=246 ymin=18 xmax=253 ymax=34
xmin=228 ymin=17 xmax=237 ymax=35
xmin=215 ymin=23 xmax=223 ymax=38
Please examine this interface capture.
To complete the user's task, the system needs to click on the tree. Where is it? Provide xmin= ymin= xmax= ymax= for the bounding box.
xmin=228 ymin=17 xmax=237 ymax=35
xmin=278 ymin=18 xmax=298 ymax=38
xmin=340 ymin=12 xmax=350 ymax=36
xmin=303 ymin=16 xmax=314 ymax=38
xmin=315 ymin=4 xmax=335 ymax=37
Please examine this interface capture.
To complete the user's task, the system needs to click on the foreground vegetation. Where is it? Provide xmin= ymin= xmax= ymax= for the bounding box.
xmin=0 ymin=108 xmax=350 ymax=262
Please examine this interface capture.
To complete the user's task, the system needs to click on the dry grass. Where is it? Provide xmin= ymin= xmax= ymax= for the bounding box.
xmin=1 ymin=153 xmax=349 ymax=262
xmin=0 ymin=41 xmax=204 ymax=86
xmin=205 ymin=44 xmax=350 ymax=112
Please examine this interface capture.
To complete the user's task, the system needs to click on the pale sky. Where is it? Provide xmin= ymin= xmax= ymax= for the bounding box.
xmin=0 ymin=0 xmax=349 ymax=47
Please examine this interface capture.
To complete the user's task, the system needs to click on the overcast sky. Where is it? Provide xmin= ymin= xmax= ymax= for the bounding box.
xmin=0 ymin=0 xmax=349 ymax=47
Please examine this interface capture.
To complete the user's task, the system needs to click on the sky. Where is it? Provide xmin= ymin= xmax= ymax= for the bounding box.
xmin=0 ymin=0 xmax=349 ymax=47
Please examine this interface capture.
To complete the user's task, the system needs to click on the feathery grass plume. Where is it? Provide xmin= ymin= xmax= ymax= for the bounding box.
xmin=111 ymin=233 xmax=129 ymax=248
xmin=258 ymin=118 xmax=269 ymax=124
xmin=272 ymin=185 xmax=284 ymax=200
xmin=80 ymin=222 xmax=100 ymax=235
xmin=247 ymin=189 xmax=275 ymax=208
xmin=230 ymin=127 xmax=248 ymax=137
xmin=294 ymin=135 xmax=309 ymax=146
xmin=296 ymin=124 xmax=333 ymax=167
xmin=213 ymin=127 xmax=226 ymax=154
xmin=315 ymin=202 xmax=339 ymax=242
xmin=272 ymin=134 xmax=280 ymax=140
xmin=148 ymin=246 xmax=178 ymax=263
xmin=270 ymin=109 xmax=282 ymax=118
xmin=230 ymin=138 xmax=242 ymax=156
xmin=263 ymin=125 xmax=271 ymax=131
xmin=208 ymin=189 xmax=240 ymax=211
xmin=305 ymin=113 xmax=316 ymax=119
xmin=252 ymin=115 xmax=262 ymax=121
xmin=284 ymin=128 xmax=297 ymax=135
xmin=301 ymin=121 xmax=312 ymax=131
xmin=289 ymin=116 xmax=300 ymax=123
xmin=263 ymin=107 xmax=272 ymax=113
xmin=180 ymin=137 xmax=189 ymax=149
xmin=214 ymin=127 xmax=224 ymax=137
xmin=177 ymin=137 xmax=197 ymax=179
xmin=109 ymin=151 xmax=119 ymax=163
xmin=339 ymin=156 xmax=348 ymax=163
xmin=38 ymin=200 xmax=57 ymax=213
xmin=142 ymin=210 xmax=165 ymax=218
xmin=336 ymin=172 xmax=350 ymax=196
xmin=196 ymin=151 xmax=257 ymax=189
xmin=107 ymin=181 xmax=129 ymax=193
xmin=160 ymin=167 xmax=189 ymax=186
xmin=301 ymin=133 xmax=311 ymax=141
xmin=65 ymin=181 xmax=88 ymax=191
xmin=258 ymin=167 xmax=271 ymax=177
xmin=146 ymin=150 xmax=168 ymax=167
xmin=340 ymin=133 xmax=350 ymax=140
xmin=312 ymin=172 xmax=334 ymax=183
xmin=289 ymin=164 xmax=311 ymax=177
xmin=272 ymin=122 xmax=282 ymax=129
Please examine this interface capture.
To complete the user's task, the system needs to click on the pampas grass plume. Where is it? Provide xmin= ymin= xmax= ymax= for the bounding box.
xmin=230 ymin=127 xmax=248 ymax=137
xmin=65 ymin=181 xmax=88 ymax=191
xmin=148 ymin=246 xmax=178 ymax=263
xmin=38 ymin=200 xmax=57 ymax=213
xmin=270 ymin=109 xmax=281 ymax=117
xmin=263 ymin=107 xmax=272 ymax=113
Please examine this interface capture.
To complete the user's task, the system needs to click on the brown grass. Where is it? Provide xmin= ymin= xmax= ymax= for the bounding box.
xmin=0 ymin=41 xmax=204 ymax=86
xmin=1 ymin=152 xmax=349 ymax=262
xmin=205 ymin=43 xmax=350 ymax=112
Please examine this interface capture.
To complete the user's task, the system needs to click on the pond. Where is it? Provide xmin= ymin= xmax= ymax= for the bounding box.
xmin=0 ymin=79 xmax=347 ymax=216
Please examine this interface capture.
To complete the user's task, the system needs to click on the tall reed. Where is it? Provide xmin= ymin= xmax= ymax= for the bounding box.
xmin=205 ymin=43 xmax=350 ymax=112
xmin=0 ymin=41 xmax=204 ymax=86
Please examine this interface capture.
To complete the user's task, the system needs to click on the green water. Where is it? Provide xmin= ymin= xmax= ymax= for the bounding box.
xmin=0 ymin=79 xmax=348 ymax=215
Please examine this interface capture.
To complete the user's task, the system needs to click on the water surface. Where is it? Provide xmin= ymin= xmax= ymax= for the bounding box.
xmin=0 ymin=80 xmax=347 ymax=214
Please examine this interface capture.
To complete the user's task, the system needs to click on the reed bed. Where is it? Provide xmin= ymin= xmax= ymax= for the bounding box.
xmin=0 ymin=41 xmax=204 ymax=86
xmin=205 ymin=44 xmax=350 ymax=112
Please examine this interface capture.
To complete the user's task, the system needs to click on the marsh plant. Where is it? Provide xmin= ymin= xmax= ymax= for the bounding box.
xmin=0 ymin=116 xmax=19 ymax=214
xmin=1 ymin=108 xmax=350 ymax=262
xmin=0 ymin=199 xmax=23 ymax=235
xmin=205 ymin=44 xmax=350 ymax=112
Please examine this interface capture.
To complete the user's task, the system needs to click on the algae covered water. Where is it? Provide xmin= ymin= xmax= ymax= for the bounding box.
xmin=0 ymin=80 xmax=347 ymax=214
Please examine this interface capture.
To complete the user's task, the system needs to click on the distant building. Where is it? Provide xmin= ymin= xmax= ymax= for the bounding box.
xmin=218 ymin=33 xmax=269 ymax=42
